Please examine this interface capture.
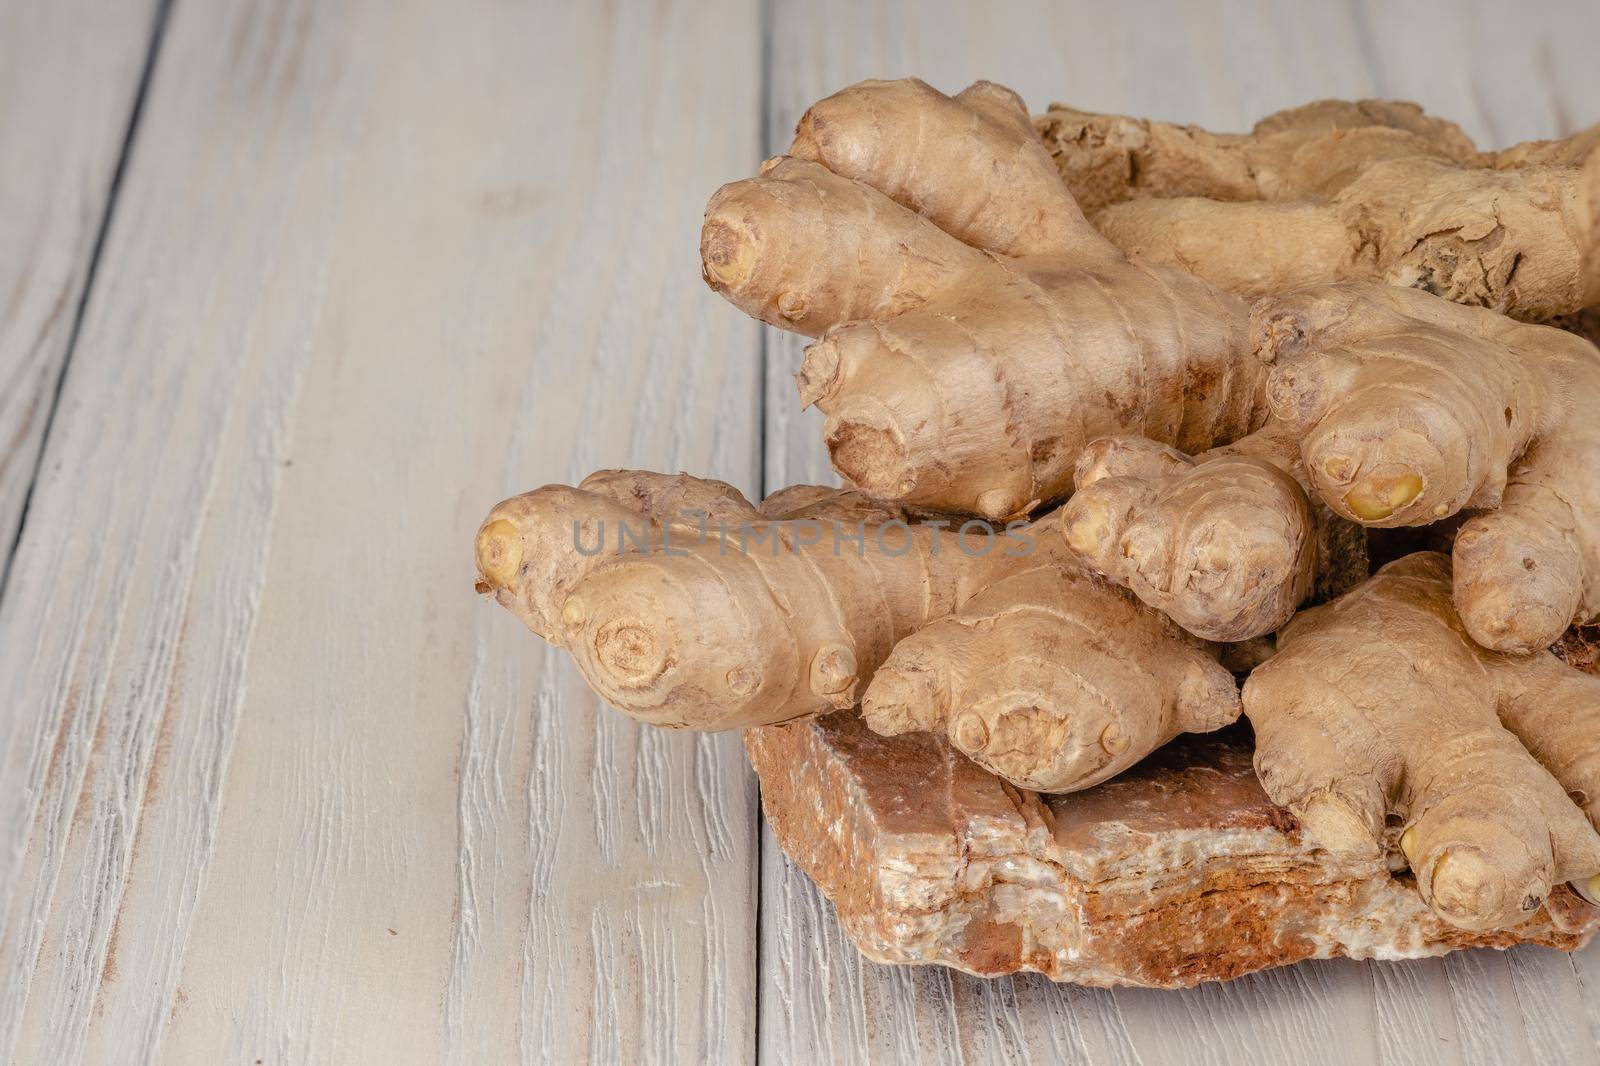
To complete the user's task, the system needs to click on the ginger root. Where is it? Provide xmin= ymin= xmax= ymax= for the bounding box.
xmin=858 ymin=558 xmax=1238 ymax=792
xmin=705 ymin=77 xmax=1600 ymax=647
xmin=1250 ymin=284 xmax=1600 ymax=652
xmin=1058 ymin=436 xmax=1323 ymax=641
xmin=476 ymin=469 xmax=1238 ymax=790
xmin=702 ymin=78 xmax=1266 ymax=522
xmin=1037 ymin=99 xmax=1600 ymax=320
xmin=471 ymin=79 xmax=1600 ymax=948
xmin=1245 ymin=552 xmax=1600 ymax=931
xmin=1063 ymin=283 xmax=1600 ymax=650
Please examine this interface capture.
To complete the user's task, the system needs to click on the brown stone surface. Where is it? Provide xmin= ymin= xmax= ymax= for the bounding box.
xmin=747 ymin=714 xmax=1600 ymax=989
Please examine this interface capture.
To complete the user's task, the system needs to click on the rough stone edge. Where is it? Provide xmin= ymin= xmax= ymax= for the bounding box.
xmin=748 ymin=713 xmax=1599 ymax=989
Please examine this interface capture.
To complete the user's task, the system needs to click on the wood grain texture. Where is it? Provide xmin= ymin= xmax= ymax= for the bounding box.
xmin=7 ymin=1 xmax=1600 ymax=1063
xmin=0 ymin=0 xmax=158 ymax=576
xmin=0 ymin=0 xmax=762 ymax=1063
xmin=759 ymin=1 xmax=1600 ymax=1063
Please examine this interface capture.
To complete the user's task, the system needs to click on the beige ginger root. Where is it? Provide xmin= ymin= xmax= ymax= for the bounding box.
xmin=701 ymin=78 xmax=1268 ymax=522
xmin=857 ymin=561 xmax=1238 ymax=792
xmin=1058 ymin=435 xmax=1323 ymax=641
xmin=1061 ymin=281 xmax=1600 ymax=649
xmin=1056 ymin=281 xmax=1600 ymax=648
xmin=1037 ymin=99 xmax=1600 ymax=320
xmin=1252 ymin=283 xmax=1600 ymax=653
xmin=1245 ymin=552 xmax=1600 ymax=931
xmin=476 ymin=469 xmax=1239 ymax=790
xmin=702 ymin=78 xmax=1600 ymax=649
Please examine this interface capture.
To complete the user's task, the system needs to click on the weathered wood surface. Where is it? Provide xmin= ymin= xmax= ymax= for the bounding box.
xmin=760 ymin=1 xmax=1600 ymax=1064
xmin=4 ymin=0 xmax=1600 ymax=1063
xmin=0 ymin=0 xmax=761 ymax=1062
xmin=0 ymin=0 xmax=159 ymax=579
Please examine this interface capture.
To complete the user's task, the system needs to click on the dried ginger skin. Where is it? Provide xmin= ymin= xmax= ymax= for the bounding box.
xmin=1037 ymin=99 xmax=1480 ymax=212
xmin=1245 ymin=552 xmax=1600 ymax=932
xmin=1582 ymin=145 xmax=1600 ymax=308
xmin=475 ymin=469 xmax=1241 ymax=786
xmin=1037 ymin=99 xmax=1600 ymax=320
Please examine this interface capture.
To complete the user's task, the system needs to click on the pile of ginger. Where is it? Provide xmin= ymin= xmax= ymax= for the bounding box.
xmin=477 ymin=79 xmax=1600 ymax=935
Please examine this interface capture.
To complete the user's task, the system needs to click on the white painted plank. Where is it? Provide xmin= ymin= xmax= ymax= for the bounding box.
xmin=1351 ymin=0 xmax=1600 ymax=146
xmin=0 ymin=1 xmax=763 ymax=1063
xmin=758 ymin=1 xmax=1600 ymax=1063
xmin=0 ymin=0 xmax=157 ymax=573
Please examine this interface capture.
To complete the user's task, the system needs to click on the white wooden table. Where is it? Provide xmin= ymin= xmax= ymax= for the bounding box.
xmin=3 ymin=1 xmax=1599 ymax=1062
